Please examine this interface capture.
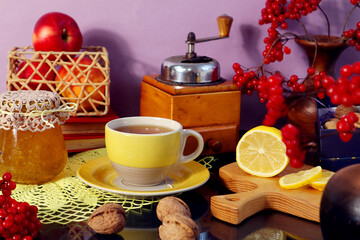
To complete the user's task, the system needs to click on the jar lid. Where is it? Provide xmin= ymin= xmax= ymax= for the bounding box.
xmin=0 ymin=90 xmax=60 ymax=112
xmin=0 ymin=90 xmax=73 ymax=132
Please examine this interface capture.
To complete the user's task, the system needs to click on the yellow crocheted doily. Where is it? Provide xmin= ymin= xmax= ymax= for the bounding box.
xmin=11 ymin=148 xmax=216 ymax=225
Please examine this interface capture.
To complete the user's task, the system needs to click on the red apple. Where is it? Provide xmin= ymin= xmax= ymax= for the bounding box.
xmin=32 ymin=12 xmax=82 ymax=59
xmin=16 ymin=61 xmax=55 ymax=90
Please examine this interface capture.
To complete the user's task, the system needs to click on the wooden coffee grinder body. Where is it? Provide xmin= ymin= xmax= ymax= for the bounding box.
xmin=140 ymin=75 xmax=241 ymax=155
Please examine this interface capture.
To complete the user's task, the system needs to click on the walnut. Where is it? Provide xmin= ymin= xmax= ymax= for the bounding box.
xmin=156 ymin=196 xmax=191 ymax=221
xmin=159 ymin=214 xmax=199 ymax=240
xmin=87 ymin=203 xmax=126 ymax=234
xmin=334 ymin=105 xmax=360 ymax=119
xmin=156 ymin=197 xmax=199 ymax=240
xmin=324 ymin=118 xmax=338 ymax=129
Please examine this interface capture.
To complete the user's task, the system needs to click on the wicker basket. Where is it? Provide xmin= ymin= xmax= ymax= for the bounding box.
xmin=7 ymin=46 xmax=110 ymax=116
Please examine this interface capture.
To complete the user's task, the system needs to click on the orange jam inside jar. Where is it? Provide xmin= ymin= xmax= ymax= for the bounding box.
xmin=0 ymin=90 xmax=73 ymax=184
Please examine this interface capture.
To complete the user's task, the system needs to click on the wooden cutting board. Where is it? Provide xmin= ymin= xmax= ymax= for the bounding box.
xmin=210 ymin=162 xmax=324 ymax=225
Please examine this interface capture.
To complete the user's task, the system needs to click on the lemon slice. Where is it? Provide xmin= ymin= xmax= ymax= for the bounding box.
xmin=236 ymin=125 xmax=289 ymax=177
xmin=279 ymin=166 xmax=322 ymax=189
xmin=309 ymin=171 xmax=334 ymax=191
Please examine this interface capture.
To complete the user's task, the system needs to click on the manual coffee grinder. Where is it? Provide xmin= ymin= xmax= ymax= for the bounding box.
xmin=140 ymin=15 xmax=240 ymax=155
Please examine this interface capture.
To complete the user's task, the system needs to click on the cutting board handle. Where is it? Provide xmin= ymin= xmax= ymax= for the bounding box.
xmin=210 ymin=162 xmax=322 ymax=225
xmin=211 ymin=191 xmax=320 ymax=225
xmin=211 ymin=191 xmax=267 ymax=225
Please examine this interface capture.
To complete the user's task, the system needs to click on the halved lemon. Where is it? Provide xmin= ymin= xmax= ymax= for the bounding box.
xmin=309 ymin=171 xmax=334 ymax=191
xmin=279 ymin=166 xmax=322 ymax=189
xmin=236 ymin=125 xmax=289 ymax=177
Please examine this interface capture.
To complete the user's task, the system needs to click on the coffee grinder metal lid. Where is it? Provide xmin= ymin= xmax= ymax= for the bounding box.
xmin=157 ymin=15 xmax=233 ymax=86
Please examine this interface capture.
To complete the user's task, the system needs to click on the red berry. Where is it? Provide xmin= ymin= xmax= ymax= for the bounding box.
xmin=322 ymin=76 xmax=335 ymax=88
xmin=29 ymin=206 xmax=38 ymax=215
xmin=233 ymin=63 xmax=240 ymax=70
xmin=16 ymin=203 xmax=28 ymax=214
xmin=353 ymin=62 xmax=360 ymax=74
xmin=232 ymin=75 xmax=239 ymax=83
xmin=344 ymin=30 xmax=353 ymax=38
xmin=331 ymin=93 xmax=341 ymax=105
xmin=317 ymin=92 xmax=325 ymax=99
xmin=6 ymin=182 xmax=16 ymax=191
xmin=3 ymin=220 xmax=13 ymax=230
xmin=235 ymin=69 xmax=244 ymax=75
xmin=290 ymin=75 xmax=299 ymax=83
xmin=280 ymin=22 xmax=288 ymax=29
xmin=267 ymin=75 xmax=283 ymax=85
xmin=298 ymin=84 xmax=306 ymax=92
xmin=340 ymin=64 xmax=353 ymax=78
xmin=6 ymin=208 xmax=16 ymax=216
xmin=1 ymin=190 xmax=11 ymax=197
xmin=339 ymin=132 xmax=353 ymax=142
xmin=14 ymin=215 xmax=23 ymax=225
xmin=349 ymin=39 xmax=357 ymax=46
xmin=284 ymin=46 xmax=291 ymax=54
xmin=0 ymin=209 xmax=7 ymax=219
xmin=307 ymin=67 xmax=315 ymax=75
xmin=341 ymin=94 xmax=353 ymax=107
xmin=343 ymin=115 xmax=354 ymax=125
xmin=337 ymin=121 xmax=351 ymax=132
xmin=2 ymin=173 xmax=12 ymax=182
xmin=348 ymin=112 xmax=359 ymax=122
xmin=290 ymin=158 xmax=305 ymax=168
xmin=313 ymin=79 xmax=321 ymax=89
xmin=12 ymin=234 xmax=21 ymax=240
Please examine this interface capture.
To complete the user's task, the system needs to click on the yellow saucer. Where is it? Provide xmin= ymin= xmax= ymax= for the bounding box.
xmin=77 ymin=156 xmax=210 ymax=197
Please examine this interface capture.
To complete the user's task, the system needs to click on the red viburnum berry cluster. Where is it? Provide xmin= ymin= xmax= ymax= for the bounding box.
xmin=344 ymin=21 xmax=360 ymax=51
xmin=281 ymin=124 xmax=306 ymax=168
xmin=262 ymin=34 xmax=292 ymax=64
xmin=286 ymin=73 xmax=306 ymax=92
xmin=311 ymin=70 xmax=327 ymax=99
xmin=0 ymin=172 xmax=41 ymax=240
xmin=336 ymin=112 xmax=359 ymax=142
xmin=232 ymin=63 xmax=257 ymax=95
xmin=259 ymin=0 xmax=322 ymax=64
xmin=232 ymin=64 xmax=318 ymax=125
xmin=232 ymin=63 xmax=289 ymax=126
xmin=259 ymin=0 xmax=321 ymax=27
xmin=315 ymin=62 xmax=360 ymax=107
xmin=259 ymin=74 xmax=288 ymax=126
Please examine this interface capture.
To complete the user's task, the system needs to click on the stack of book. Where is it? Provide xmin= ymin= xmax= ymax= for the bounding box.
xmin=62 ymin=109 xmax=119 ymax=152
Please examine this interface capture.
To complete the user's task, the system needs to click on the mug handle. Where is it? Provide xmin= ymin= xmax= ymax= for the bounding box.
xmin=178 ymin=129 xmax=204 ymax=164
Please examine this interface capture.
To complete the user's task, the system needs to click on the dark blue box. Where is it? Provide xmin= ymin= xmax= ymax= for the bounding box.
xmin=317 ymin=104 xmax=360 ymax=171
xmin=320 ymin=157 xmax=360 ymax=172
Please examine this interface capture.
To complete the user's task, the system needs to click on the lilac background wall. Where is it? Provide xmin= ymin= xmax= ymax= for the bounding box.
xmin=0 ymin=0 xmax=358 ymax=130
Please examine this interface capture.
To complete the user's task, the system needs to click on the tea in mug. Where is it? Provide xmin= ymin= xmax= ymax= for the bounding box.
xmin=115 ymin=125 xmax=173 ymax=134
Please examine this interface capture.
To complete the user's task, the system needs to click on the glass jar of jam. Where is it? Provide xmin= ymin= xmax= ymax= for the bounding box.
xmin=0 ymin=90 xmax=71 ymax=184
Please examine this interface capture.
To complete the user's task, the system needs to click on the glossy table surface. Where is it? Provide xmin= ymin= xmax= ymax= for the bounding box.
xmin=37 ymin=153 xmax=324 ymax=240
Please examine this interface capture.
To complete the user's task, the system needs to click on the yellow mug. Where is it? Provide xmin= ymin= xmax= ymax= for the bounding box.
xmin=105 ymin=116 xmax=204 ymax=186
